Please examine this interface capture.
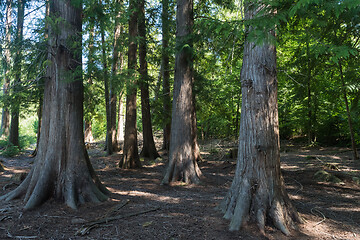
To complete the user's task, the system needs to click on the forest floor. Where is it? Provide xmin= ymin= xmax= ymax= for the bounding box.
xmin=0 ymin=139 xmax=360 ymax=240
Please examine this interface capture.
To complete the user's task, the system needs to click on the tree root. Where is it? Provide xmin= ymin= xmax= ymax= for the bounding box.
xmin=219 ymin=178 xmax=301 ymax=236
xmin=161 ymin=153 xmax=202 ymax=185
xmin=75 ymin=204 xmax=160 ymax=236
xmin=0 ymin=160 xmax=109 ymax=210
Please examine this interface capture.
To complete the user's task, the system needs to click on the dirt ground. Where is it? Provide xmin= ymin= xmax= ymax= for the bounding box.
xmin=0 ymin=139 xmax=359 ymax=240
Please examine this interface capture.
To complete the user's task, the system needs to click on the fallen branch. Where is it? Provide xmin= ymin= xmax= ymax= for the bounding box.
xmin=289 ymin=177 xmax=303 ymax=194
xmin=311 ymin=207 xmax=326 ymax=226
xmin=103 ymin=199 xmax=130 ymax=218
xmin=6 ymin=231 xmax=37 ymax=239
xmin=75 ymin=207 xmax=160 ymax=236
xmin=0 ymin=216 xmax=11 ymax=221
xmin=2 ymin=182 xmax=19 ymax=191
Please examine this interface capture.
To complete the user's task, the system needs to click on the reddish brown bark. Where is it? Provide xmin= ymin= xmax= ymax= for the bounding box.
xmin=161 ymin=0 xmax=201 ymax=184
xmin=138 ymin=0 xmax=159 ymax=159
xmin=0 ymin=0 xmax=108 ymax=210
xmin=217 ymin=2 xmax=300 ymax=234
xmin=119 ymin=0 xmax=141 ymax=169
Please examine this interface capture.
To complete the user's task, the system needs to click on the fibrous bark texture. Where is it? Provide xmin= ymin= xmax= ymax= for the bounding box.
xmin=161 ymin=0 xmax=201 ymax=185
xmin=119 ymin=0 xmax=141 ymax=169
xmin=0 ymin=0 xmax=108 ymax=210
xmin=217 ymin=2 xmax=301 ymax=235
xmin=139 ymin=0 xmax=159 ymax=159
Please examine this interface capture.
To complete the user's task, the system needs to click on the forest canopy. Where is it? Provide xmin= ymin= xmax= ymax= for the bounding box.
xmin=0 ymin=0 xmax=358 ymax=152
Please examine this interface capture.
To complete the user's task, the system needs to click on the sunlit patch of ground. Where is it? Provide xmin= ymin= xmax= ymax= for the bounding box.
xmin=0 ymin=140 xmax=359 ymax=239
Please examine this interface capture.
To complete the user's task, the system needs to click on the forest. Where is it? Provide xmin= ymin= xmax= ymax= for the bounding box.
xmin=0 ymin=0 xmax=359 ymax=239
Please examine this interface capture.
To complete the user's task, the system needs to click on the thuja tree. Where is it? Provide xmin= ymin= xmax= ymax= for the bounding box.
xmin=119 ymin=0 xmax=141 ymax=168
xmin=161 ymin=0 xmax=172 ymax=151
xmin=138 ymin=0 xmax=160 ymax=159
xmin=1 ymin=0 xmax=12 ymax=137
xmin=161 ymin=0 xmax=202 ymax=184
xmin=0 ymin=0 xmax=108 ymax=209
xmin=218 ymin=1 xmax=301 ymax=234
xmin=9 ymin=0 xmax=25 ymax=147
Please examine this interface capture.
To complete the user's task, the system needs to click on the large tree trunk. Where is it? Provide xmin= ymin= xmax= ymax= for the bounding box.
xmin=217 ymin=2 xmax=301 ymax=235
xmin=1 ymin=0 xmax=12 ymax=137
xmin=162 ymin=0 xmax=171 ymax=151
xmin=138 ymin=0 xmax=160 ymax=159
xmin=339 ymin=62 xmax=358 ymax=160
xmin=119 ymin=0 xmax=141 ymax=168
xmin=0 ymin=0 xmax=108 ymax=210
xmin=9 ymin=0 xmax=25 ymax=147
xmin=161 ymin=0 xmax=201 ymax=185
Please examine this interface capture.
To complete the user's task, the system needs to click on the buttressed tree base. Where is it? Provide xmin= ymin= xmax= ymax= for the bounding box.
xmin=0 ymin=0 xmax=108 ymax=210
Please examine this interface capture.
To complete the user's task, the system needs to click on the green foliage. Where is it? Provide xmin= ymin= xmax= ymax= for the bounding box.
xmin=0 ymin=0 xmax=358 ymax=150
xmin=0 ymin=134 xmax=35 ymax=157
xmin=1 ymin=144 xmax=20 ymax=158
xmin=19 ymin=135 xmax=36 ymax=150
xmin=276 ymin=0 xmax=360 ymax=146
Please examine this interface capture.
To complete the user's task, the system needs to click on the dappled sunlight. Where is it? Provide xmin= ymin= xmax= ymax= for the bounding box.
xmin=1 ymin=140 xmax=359 ymax=239
xmin=302 ymin=217 xmax=359 ymax=240
xmin=107 ymin=188 xmax=181 ymax=204
xmin=281 ymin=164 xmax=301 ymax=170
xmin=1 ymin=173 xmax=14 ymax=179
